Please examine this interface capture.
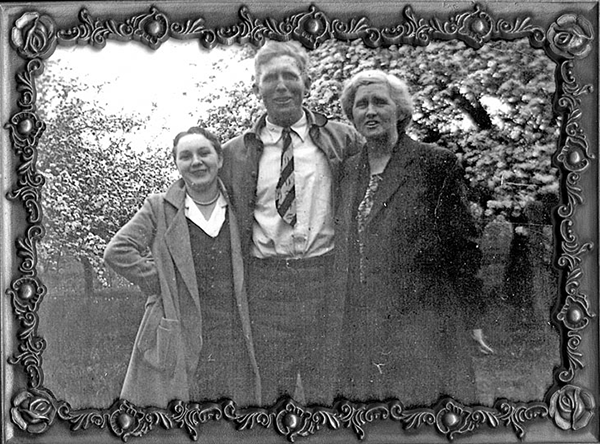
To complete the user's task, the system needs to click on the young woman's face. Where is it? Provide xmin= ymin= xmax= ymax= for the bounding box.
xmin=174 ymin=134 xmax=222 ymax=193
xmin=352 ymin=83 xmax=399 ymax=144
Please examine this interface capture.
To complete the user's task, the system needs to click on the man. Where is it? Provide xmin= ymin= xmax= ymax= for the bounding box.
xmin=221 ymin=40 xmax=361 ymax=405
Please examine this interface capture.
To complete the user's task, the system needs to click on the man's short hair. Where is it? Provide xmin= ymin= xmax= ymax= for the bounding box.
xmin=172 ymin=126 xmax=222 ymax=161
xmin=254 ymin=40 xmax=310 ymax=82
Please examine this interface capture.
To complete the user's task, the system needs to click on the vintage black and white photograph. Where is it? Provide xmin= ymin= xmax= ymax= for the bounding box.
xmin=2 ymin=1 xmax=598 ymax=443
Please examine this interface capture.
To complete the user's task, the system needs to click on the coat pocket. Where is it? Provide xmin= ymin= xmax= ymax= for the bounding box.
xmin=136 ymin=294 xmax=179 ymax=378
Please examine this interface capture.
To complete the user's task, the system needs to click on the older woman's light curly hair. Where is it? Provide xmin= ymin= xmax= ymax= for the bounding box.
xmin=341 ymin=70 xmax=414 ymax=133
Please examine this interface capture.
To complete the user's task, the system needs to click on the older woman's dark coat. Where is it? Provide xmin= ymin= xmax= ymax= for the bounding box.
xmin=333 ymin=133 xmax=483 ymax=405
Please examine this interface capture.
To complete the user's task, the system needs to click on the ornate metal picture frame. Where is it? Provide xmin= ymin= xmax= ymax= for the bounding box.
xmin=1 ymin=1 xmax=598 ymax=443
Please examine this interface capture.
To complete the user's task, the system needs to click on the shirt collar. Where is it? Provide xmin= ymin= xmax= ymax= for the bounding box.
xmin=184 ymin=193 xmax=228 ymax=238
xmin=263 ymin=112 xmax=308 ymax=143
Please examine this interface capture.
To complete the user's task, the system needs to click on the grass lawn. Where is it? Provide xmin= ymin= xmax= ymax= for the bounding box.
xmin=38 ymin=278 xmax=145 ymax=408
xmin=35 ymin=256 xmax=561 ymax=409
xmin=473 ymin=300 xmax=560 ymax=406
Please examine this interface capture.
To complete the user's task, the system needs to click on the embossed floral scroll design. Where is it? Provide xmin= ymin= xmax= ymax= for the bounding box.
xmin=549 ymin=12 xmax=596 ymax=387
xmin=5 ymin=2 xmax=596 ymax=442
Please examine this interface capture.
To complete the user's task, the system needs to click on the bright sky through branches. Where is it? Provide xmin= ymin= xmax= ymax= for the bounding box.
xmin=43 ymin=40 xmax=253 ymax=152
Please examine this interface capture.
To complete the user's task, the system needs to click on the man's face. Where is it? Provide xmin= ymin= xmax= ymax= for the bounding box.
xmin=255 ymin=55 xmax=309 ymax=127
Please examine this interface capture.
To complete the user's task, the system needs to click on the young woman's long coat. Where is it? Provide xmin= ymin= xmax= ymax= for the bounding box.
xmin=333 ymin=133 xmax=483 ymax=403
xmin=104 ymin=179 xmax=261 ymax=407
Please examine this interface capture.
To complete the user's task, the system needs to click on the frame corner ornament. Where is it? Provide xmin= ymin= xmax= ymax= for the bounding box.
xmin=10 ymin=11 xmax=58 ymax=60
xmin=10 ymin=388 xmax=58 ymax=435
xmin=548 ymin=385 xmax=596 ymax=431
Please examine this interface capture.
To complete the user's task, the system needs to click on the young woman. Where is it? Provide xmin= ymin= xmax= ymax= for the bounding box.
xmin=104 ymin=127 xmax=261 ymax=407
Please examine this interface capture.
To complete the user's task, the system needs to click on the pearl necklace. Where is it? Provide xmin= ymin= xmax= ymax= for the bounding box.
xmin=192 ymin=191 xmax=220 ymax=206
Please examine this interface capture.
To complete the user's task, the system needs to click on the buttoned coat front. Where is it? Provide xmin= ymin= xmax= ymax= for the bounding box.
xmin=104 ymin=179 xmax=261 ymax=407
xmin=334 ymin=133 xmax=483 ymax=404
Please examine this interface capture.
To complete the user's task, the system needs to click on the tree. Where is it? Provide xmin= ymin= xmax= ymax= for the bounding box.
xmin=37 ymin=61 xmax=173 ymax=294
xmin=34 ymin=37 xmax=561 ymax=293
xmin=198 ymin=38 xmax=560 ymax=223
xmin=35 ymin=44 xmax=251 ymax=294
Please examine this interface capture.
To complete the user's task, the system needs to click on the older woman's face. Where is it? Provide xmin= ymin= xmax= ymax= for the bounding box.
xmin=174 ymin=134 xmax=223 ymax=193
xmin=352 ymin=83 xmax=398 ymax=143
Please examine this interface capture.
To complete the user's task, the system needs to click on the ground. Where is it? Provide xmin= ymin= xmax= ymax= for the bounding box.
xmin=35 ymin=266 xmax=560 ymax=410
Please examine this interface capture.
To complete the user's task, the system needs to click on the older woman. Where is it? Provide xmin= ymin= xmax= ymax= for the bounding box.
xmin=335 ymin=70 xmax=491 ymax=405
xmin=104 ymin=127 xmax=260 ymax=407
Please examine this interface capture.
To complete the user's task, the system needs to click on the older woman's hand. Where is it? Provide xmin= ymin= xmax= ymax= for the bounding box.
xmin=472 ymin=328 xmax=495 ymax=355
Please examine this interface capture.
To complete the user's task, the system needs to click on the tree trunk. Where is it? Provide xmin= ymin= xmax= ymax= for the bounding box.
xmin=448 ymin=87 xmax=493 ymax=130
xmin=81 ymin=256 xmax=94 ymax=296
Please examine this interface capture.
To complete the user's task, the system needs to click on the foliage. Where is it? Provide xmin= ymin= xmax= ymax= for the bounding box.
xmin=37 ymin=61 xmax=173 ymax=290
xmin=199 ymin=38 xmax=560 ymax=222
xmin=35 ymin=37 xmax=561 ymax=288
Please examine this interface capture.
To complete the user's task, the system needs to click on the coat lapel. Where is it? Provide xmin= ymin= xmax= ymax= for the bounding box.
xmin=342 ymin=152 xmax=365 ymax=216
xmin=365 ymin=134 xmax=419 ymax=225
xmin=223 ymin=180 xmax=263 ymax=403
xmin=163 ymin=181 xmax=201 ymax=314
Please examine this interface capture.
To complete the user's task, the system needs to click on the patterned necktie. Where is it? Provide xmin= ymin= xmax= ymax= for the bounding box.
xmin=357 ymin=173 xmax=383 ymax=283
xmin=275 ymin=127 xmax=297 ymax=226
